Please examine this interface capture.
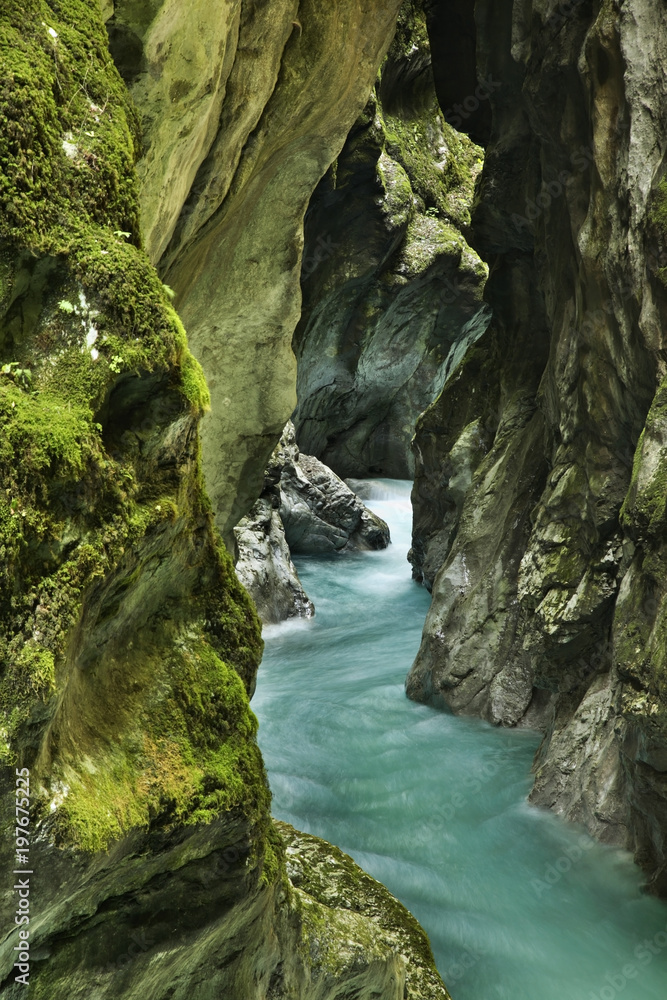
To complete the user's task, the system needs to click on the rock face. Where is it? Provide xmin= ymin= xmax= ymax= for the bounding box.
xmin=280 ymin=452 xmax=391 ymax=557
xmin=279 ymin=822 xmax=451 ymax=1000
xmin=234 ymin=424 xmax=389 ymax=623
xmin=107 ymin=0 xmax=405 ymax=545
xmin=234 ymin=497 xmax=315 ymax=626
xmin=0 ymin=3 xmax=449 ymax=996
xmin=407 ymin=0 xmax=667 ymax=893
xmin=292 ymin=2 xmax=489 ymax=479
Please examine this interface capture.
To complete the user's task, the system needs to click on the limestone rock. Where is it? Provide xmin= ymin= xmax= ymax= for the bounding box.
xmin=234 ymin=497 xmax=314 ymax=625
xmin=281 ymin=452 xmax=391 ymax=555
xmin=292 ymin=7 xmax=488 ymax=479
xmin=278 ymin=822 xmax=451 ymax=1000
xmin=233 ymin=424 xmax=389 ymax=624
xmin=271 ymin=423 xmax=391 ymax=555
xmin=109 ymin=0 xmax=405 ymax=544
xmin=407 ymin=0 xmax=667 ymax=893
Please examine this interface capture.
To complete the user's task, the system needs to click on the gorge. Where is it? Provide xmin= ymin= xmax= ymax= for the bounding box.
xmin=1 ymin=0 xmax=667 ymax=998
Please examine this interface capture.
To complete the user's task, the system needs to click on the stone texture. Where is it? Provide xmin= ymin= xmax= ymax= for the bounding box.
xmin=279 ymin=822 xmax=451 ymax=1000
xmin=407 ymin=0 xmax=667 ymax=893
xmin=109 ymin=0 xmax=405 ymax=545
xmin=234 ymin=423 xmax=390 ymax=624
xmin=0 ymin=819 xmax=450 ymax=1000
xmin=234 ymin=497 xmax=314 ymax=626
xmin=292 ymin=4 xmax=488 ymax=479
xmin=281 ymin=452 xmax=391 ymax=556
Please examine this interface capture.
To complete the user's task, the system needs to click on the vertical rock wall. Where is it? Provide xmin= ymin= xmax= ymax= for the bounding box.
xmin=109 ymin=0 xmax=405 ymax=544
xmin=408 ymin=0 xmax=667 ymax=893
xmin=292 ymin=2 xmax=489 ymax=479
xmin=0 ymin=2 xmax=450 ymax=995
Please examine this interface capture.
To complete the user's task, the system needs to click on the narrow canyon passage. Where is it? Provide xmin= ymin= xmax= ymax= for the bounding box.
xmin=254 ymin=482 xmax=667 ymax=999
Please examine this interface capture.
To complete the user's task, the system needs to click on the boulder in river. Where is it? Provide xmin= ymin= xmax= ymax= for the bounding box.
xmin=235 ymin=423 xmax=390 ymax=621
xmin=234 ymin=498 xmax=315 ymax=626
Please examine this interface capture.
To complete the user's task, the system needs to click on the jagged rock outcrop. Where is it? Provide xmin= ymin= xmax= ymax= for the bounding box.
xmin=407 ymin=0 xmax=667 ymax=894
xmin=234 ymin=423 xmax=389 ymax=623
xmin=279 ymin=435 xmax=391 ymax=556
xmin=292 ymin=3 xmax=489 ymax=479
xmin=0 ymin=2 xmax=449 ymax=996
xmin=234 ymin=497 xmax=315 ymax=626
xmin=107 ymin=0 xmax=405 ymax=545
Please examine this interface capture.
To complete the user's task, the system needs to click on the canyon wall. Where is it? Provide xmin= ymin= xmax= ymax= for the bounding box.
xmin=292 ymin=1 xmax=489 ymax=479
xmin=408 ymin=0 xmax=667 ymax=894
xmin=108 ymin=0 xmax=405 ymax=545
xmin=0 ymin=1 xmax=450 ymax=996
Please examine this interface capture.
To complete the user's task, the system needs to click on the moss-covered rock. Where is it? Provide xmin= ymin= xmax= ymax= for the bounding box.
xmin=0 ymin=2 xmax=453 ymax=996
xmin=293 ymin=2 xmax=487 ymax=478
xmin=278 ymin=822 xmax=451 ymax=1000
xmin=109 ymin=0 xmax=406 ymax=545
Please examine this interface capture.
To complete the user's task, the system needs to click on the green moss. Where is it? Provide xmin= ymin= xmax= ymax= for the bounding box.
xmin=55 ymin=638 xmax=269 ymax=853
xmin=261 ymin=819 xmax=287 ymax=888
xmin=170 ymin=306 xmax=211 ymax=413
xmin=0 ymin=0 xmax=267 ymax=861
xmin=649 ymin=177 xmax=667 ymax=288
xmin=620 ymin=380 xmax=667 ymax=536
xmin=0 ymin=643 xmax=55 ymax=764
xmin=390 ymin=0 xmax=430 ymax=56
xmin=0 ymin=382 xmax=95 ymax=473
xmin=0 ymin=1 xmax=140 ymax=250
xmin=376 ymin=4 xmax=483 ymax=229
xmin=280 ymin=823 xmax=449 ymax=998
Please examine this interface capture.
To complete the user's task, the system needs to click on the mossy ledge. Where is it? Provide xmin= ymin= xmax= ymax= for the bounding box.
xmin=0 ymin=0 xmax=263 ymax=855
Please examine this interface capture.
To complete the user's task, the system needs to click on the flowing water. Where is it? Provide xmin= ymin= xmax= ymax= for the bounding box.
xmin=253 ymin=480 xmax=667 ymax=999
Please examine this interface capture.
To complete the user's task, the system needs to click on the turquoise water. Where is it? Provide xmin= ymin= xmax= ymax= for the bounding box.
xmin=253 ymin=481 xmax=667 ymax=999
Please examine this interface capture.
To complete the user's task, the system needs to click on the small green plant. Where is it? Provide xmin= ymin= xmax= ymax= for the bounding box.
xmin=109 ymin=355 xmax=123 ymax=373
xmin=58 ymin=299 xmax=75 ymax=313
xmin=162 ymin=284 xmax=176 ymax=300
xmin=113 ymin=231 xmax=131 ymax=240
xmin=425 ymin=206 xmax=439 ymax=218
xmin=1 ymin=362 xmax=32 ymax=391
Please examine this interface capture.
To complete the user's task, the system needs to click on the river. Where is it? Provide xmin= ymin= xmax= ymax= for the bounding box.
xmin=252 ymin=480 xmax=667 ymax=999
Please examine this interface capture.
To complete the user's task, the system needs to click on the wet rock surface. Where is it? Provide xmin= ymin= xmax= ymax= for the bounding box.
xmin=292 ymin=3 xmax=488 ymax=480
xmin=234 ymin=424 xmax=390 ymax=623
xmin=407 ymin=0 xmax=667 ymax=894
